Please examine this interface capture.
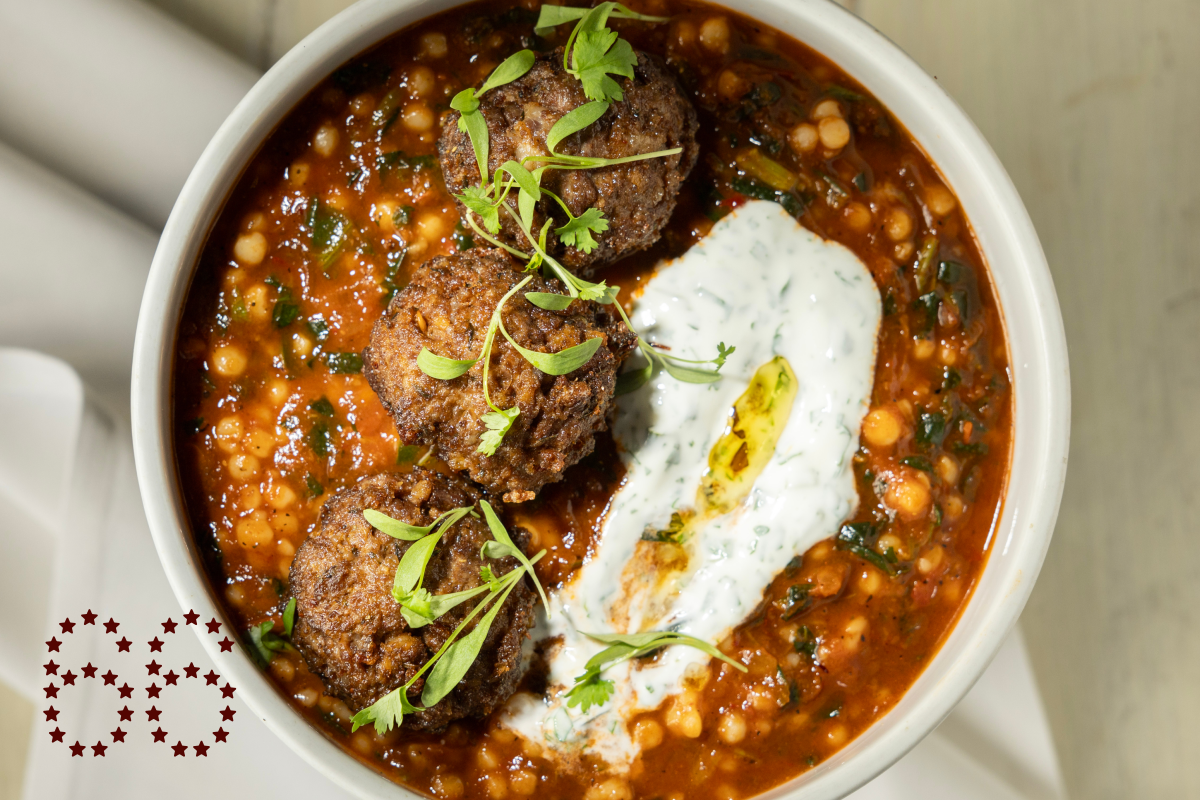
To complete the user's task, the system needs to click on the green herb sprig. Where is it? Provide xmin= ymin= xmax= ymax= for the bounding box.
xmin=351 ymin=501 xmax=549 ymax=734
xmin=564 ymin=630 xmax=747 ymax=713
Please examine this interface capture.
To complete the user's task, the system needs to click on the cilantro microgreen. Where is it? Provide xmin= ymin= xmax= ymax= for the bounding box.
xmin=452 ymin=50 xmax=535 ymax=182
xmin=534 ymin=2 xmax=666 ymax=35
xmin=282 ymin=597 xmax=297 ymax=637
xmin=246 ymin=620 xmax=291 ymax=669
xmin=545 ymin=100 xmax=611 ymax=153
xmin=478 ymin=407 xmax=520 ymax=456
xmin=524 ymin=291 xmax=574 ymax=310
xmin=417 ymin=348 xmax=477 ymax=380
xmin=556 ymin=207 xmax=609 ymax=253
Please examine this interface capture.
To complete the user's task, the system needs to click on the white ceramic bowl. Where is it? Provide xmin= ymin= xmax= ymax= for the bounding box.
xmin=131 ymin=1 xmax=1070 ymax=797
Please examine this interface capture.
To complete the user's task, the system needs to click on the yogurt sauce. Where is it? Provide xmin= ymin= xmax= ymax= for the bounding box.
xmin=503 ymin=200 xmax=882 ymax=767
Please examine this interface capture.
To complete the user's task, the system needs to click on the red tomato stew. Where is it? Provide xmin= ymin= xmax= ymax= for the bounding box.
xmin=173 ymin=2 xmax=1011 ymax=798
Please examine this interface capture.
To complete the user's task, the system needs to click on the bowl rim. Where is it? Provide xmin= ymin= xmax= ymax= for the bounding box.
xmin=131 ymin=1 xmax=1070 ymax=798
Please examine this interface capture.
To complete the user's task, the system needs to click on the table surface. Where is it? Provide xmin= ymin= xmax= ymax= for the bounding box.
xmin=4 ymin=0 xmax=1196 ymax=797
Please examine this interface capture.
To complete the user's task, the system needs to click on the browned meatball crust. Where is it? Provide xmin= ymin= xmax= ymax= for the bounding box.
xmin=288 ymin=470 xmax=535 ymax=731
xmin=362 ymin=248 xmax=636 ymax=502
xmin=439 ymin=48 xmax=698 ymax=271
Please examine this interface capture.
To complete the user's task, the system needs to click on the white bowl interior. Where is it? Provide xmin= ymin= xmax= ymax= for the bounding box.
xmin=131 ymin=1 xmax=1070 ymax=798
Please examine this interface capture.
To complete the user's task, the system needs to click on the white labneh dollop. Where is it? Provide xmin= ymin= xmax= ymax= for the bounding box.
xmin=502 ymin=200 xmax=882 ymax=767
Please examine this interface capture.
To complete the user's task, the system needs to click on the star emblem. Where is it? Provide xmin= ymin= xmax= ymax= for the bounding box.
xmin=45 ymin=637 xmax=61 ymax=652
xmin=146 ymin=684 xmax=161 ymax=699
xmin=91 ymin=741 xmax=107 ymax=757
xmin=146 ymin=660 xmax=161 ymax=676
xmin=43 ymin=661 xmax=59 ymax=676
xmin=81 ymin=610 xmax=97 ymax=625
xmin=101 ymin=670 xmax=117 ymax=685
xmin=220 ymin=683 xmax=235 ymax=699
xmin=213 ymin=728 xmax=229 ymax=743
xmin=43 ymin=707 xmax=59 ymax=722
xmin=220 ymin=706 xmax=236 ymax=722
xmin=204 ymin=671 xmax=219 ymax=685
xmin=115 ymin=637 xmax=131 ymax=652
xmin=151 ymin=727 xmax=168 ymax=743
xmin=111 ymin=728 xmax=126 ymax=743
xmin=146 ymin=707 xmax=161 ymax=722
xmin=172 ymin=741 xmax=187 ymax=757
xmin=184 ymin=610 xmax=199 ymax=625
xmin=44 ymin=684 xmax=59 ymax=699
xmin=103 ymin=619 xmax=119 ymax=634
xmin=59 ymin=619 xmax=75 ymax=634
xmin=69 ymin=741 xmax=84 ymax=757
xmin=49 ymin=728 xmax=65 ymax=743
xmin=194 ymin=741 xmax=210 ymax=757
xmin=162 ymin=619 xmax=178 ymax=634
xmin=184 ymin=663 xmax=199 ymax=679
xmin=81 ymin=663 xmax=97 ymax=679
xmin=148 ymin=637 xmax=164 ymax=653
xmin=164 ymin=670 xmax=180 ymax=686
xmin=61 ymin=670 xmax=77 ymax=686
xmin=205 ymin=619 xmax=221 ymax=634
xmin=118 ymin=684 xmax=133 ymax=699
xmin=118 ymin=706 xmax=133 ymax=722
xmin=218 ymin=637 xmax=234 ymax=653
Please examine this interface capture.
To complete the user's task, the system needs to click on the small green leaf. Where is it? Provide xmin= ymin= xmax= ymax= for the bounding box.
xmin=556 ymin=207 xmax=609 ymax=253
xmin=417 ymin=347 xmax=476 ymax=380
xmin=309 ymin=397 xmax=335 ymax=417
xmin=304 ymin=474 xmax=324 ymax=498
xmin=351 ymin=685 xmax=420 ymax=735
xmin=478 ymin=406 xmax=519 ymax=456
xmin=524 ymin=292 xmax=574 ymax=311
xmin=396 ymin=444 xmax=421 ymax=464
xmin=901 ymin=455 xmax=933 ymax=472
xmin=420 ymin=586 xmax=512 ymax=707
xmin=500 ymin=323 xmax=602 ymax=376
xmin=364 ymin=508 xmax=431 ymax=541
xmin=283 ymin=598 xmax=297 ymax=637
xmin=458 ymin=186 xmax=501 ymax=233
xmin=574 ymin=31 xmax=637 ymax=102
xmin=402 ymin=583 xmax=493 ymax=629
xmin=546 ymin=100 xmax=610 ymax=153
xmin=535 ymin=2 xmax=666 ymax=33
xmin=325 ymin=352 xmax=363 ymax=373
xmin=565 ymin=676 xmax=614 ymax=713
xmin=480 ymin=500 xmax=550 ymax=609
xmin=615 ymin=361 xmax=652 ymax=395
xmin=500 ymin=160 xmax=542 ymax=202
xmin=479 ymin=49 xmax=535 ymax=93
xmin=308 ymin=421 xmax=331 ymax=457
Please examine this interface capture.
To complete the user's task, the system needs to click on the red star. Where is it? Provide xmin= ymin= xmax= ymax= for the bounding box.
xmin=172 ymin=741 xmax=187 ymax=757
xmin=81 ymin=610 xmax=97 ymax=625
xmin=111 ymin=728 xmax=126 ymax=743
xmin=92 ymin=741 xmax=107 ymax=757
xmin=184 ymin=663 xmax=199 ymax=679
xmin=118 ymin=706 xmax=133 ymax=722
xmin=44 ymin=684 xmax=59 ymax=699
xmin=162 ymin=619 xmax=178 ymax=634
xmin=205 ymin=618 xmax=222 ymax=634
xmin=184 ymin=610 xmax=199 ymax=625
xmin=101 ymin=670 xmax=117 ymax=685
xmin=164 ymin=670 xmax=180 ymax=686
xmin=220 ymin=683 xmax=235 ymax=698
xmin=204 ymin=671 xmax=219 ymax=685
xmin=146 ymin=684 xmax=161 ymax=699
xmin=118 ymin=684 xmax=133 ymax=698
xmin=61 ymin=671 xmax=77 ymax=686
xmin=103 ymin=619 xmax=119 ymax=634
xmin=81 ymin=663 xmax=97 ymax=679
xmin=145 ymin=661 xmax=161 ymax=675
xmin=213 ymin=728 xmax=229 ymax=743
xmin=43 ymin=661 xmax=59 ymax=675
xmin=151 ymin=727 xmax=167 ymax=743
xmin=43 ymin=707 xmax=59 ymax=722
xmin=69 ymin=742 xmax=84 ymax=757
xmin=60 ymin=619 xmax=75 ymax=634
xmin=194 ymin=741 xmax=210 ymax=757
xmin=115 ymin=637 xmax=131 ymax=652
xmin=148 ymin=637 xmax=164 ymax=653
xmin=220 ymin=706 xmax=236 ymax=722
xmin=45 ymin=637 xmax=61 ymax=652
xmin=49 ymin=728 xmax=65 ymax=743
xmin=146 ymin=707 xmax=161 ymax=722
xmin=218 ymin=637 xmax=233 ymax=652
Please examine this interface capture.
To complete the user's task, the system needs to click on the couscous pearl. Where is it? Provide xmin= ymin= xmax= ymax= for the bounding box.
xmin=402 ymin=102 xmax=435 ymax=132
xmin=699 ymin=17 xmax=731 ymax=54
xmin=419 ymin=31 xmax=448 ymax=59
xmin=313 ymin=124 xmax=339 ymax=157
xmin=818 ymin=116 xmax=851 ymax=150
xmin=234 ymin=232 xmax=267 ymax=266
xmin=788 ymin=122 xmax=819 ymax=154
xmin=211 ymin=345 xmax=247 ymax=377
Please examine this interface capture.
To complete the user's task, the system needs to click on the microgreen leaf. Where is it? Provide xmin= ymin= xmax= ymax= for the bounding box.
xmin=420 ymin=581 xmax=516 ymax=707
xmin=614 ymin=361 xmax=652 ymax=395
xmin=283 ymin=597 xmax=297 ymax=637
xmin=390 ymin=507 xmax=477 ymax=602
xmin=565 ymin=677 xmax=614 ymax=713
xmin=479 ymin=500 xmax=550 ymax=609
xmin=524 ymin=291 xmax=574 ymax=310
xmin=572 ymin=30 xmax=637 ymax=102
xmin=546 ymin=100 xmax=611 ymax=153
xmin=364 ymin=508 xmax=434 ymax=541
xmin=499 ymin=320 xmax=602 ymax=376
xmin=556 ymin=207 xmax=609 ymax=253
xmin=479 ymin=49 xmax=535 ymax=93
xmin=246 ymin=620 xmax=291 ymax=669
xmin=351 ymin=686 xmax=421 ymax=735
xmin=500 ymin=160 xmax=543 ymax=201
xmin=451 ymin=92 xmax=491 ymax=183
xmin=478 ymin=406 xmax=520 ymax=455
xmin=402 ymin=584 xmax=492 ymax=629
xmin=458 ymin=186 xmax=501 ymax=234
xmin=585 ymin=630 xmax=748 ymax=672
xmin=417 ymin=347 xmax=477 ymax=380
xmin=534 ymin=2 xmax=667 ymax=34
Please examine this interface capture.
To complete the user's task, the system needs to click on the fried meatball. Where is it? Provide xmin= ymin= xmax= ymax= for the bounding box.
xmin=439 ymin=48 xmax=698 ymax=271
xmin=288 ymin=470 xmax=535 ymax=731
xmin=363 ymin=248 xmax=636 ymax=502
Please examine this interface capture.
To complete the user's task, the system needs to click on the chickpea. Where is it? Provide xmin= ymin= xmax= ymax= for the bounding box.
xmin=917 ymin=545 xmax=945 ymax=575
xmin=856 ymin=566 xmax=883 ymax=596
xmin=584 ymin=778 xmax=632 ymax=800
xmin=885 ymin=474 xmax=932 ymax=521
xmin=225 ymin=583 xmax=245 ymax=606
xmin=699 ymin=17 xmax=731 ymax=54
xmin=884 ymin=207 xmax=913 ymax=241
xmin=894 ymin=240 xmax=915 ymax=261
xmin=877 ymin=532 xmax=908 ymax=560
xmin=246 ymin=429 xmax=275 ymax=459
xmin=294 ymin=686 xmax=320 ymax=707
xmin=476 ymin=743 xmax=501 ymax=770
xmin=235 ymin=515 xmax=272 ymax=548
xmin=912 ymin=338 xmax=936 ymax=360
xmin=228 ymin=453 xmax=261 ymax=481
xmin=275 ymin=538 xmax=295 ymax=561
xmin=417 ymin=211 xmax=447 ymax=243
xmin=267 ymin=480 xmax=297 ymax=510
xmin=270 ymin=511 xmax=299 ymax=537
xmin=238 ymin=485 xmax=262 ymax=511
xmin=936 ymin=454 xmax=960 ymax=485
xmin=718 ymin=712 xmax=747 ymax=744
xmin=312 ymin=124 xmax=339 ymax=157
xmin=291 ymin=332 xmax=314 ymax=359
xmin=811 ymin=99 xmax=842 ymax=120
xmin=233 ymin=232 xmax=267 ymax=266
xmin=483 ymin=774 xmax=508 ymax=800
xmin=270 ymin=656 xmax=296 ymax=683
xmin=944 ymin=492 xmax=967 ymax=522
xmin=211 ymin=344 xmax=248 ymax=377
xmin=788 ymin=122 xmax=819 ymax=154
xmin=266 ymin=378 xmax=290 ymax=406
xmin=402 ymin=102 xmax=435 ymax=132
xmin=862 ymin=406 xmax=904 ymax=448
xmin=214 ymin=415 xmax=244 ymax=452
xmin=826 ymin=724 xmax=849 ymax=747
xmin=818 ymin=117 xmax=851 ymax=150
xmin=489 ymin=726 xmax=516 ymax=744
xmin=717 ymin=69 xmax=747 ymax=100
xmin=509 ymin=770 xmax=537 ymax=796
xmin=665 ymin=694 xmax=703 ymax=738
xmin=350 ymin=730 xmax=374 ymax=755
xmin=633 ymin=718 xmax=664 ymax=749
xmin=330 ymin=699 xmax=353 ymax=726
xmin=925 ymin=184 xmax=957 ymax=217
xmin=938 ymin=343 xmax=959 ymax=366
xmin=419 ymin=31 xmax=448 ymax=59
xmin=288 ymin=162 xmax=310 ymax=188
xmin=843 ymin=201 xmax=872 ymax=231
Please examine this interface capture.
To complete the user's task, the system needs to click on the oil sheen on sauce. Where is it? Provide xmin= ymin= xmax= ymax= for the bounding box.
xmin=503 ymin=201 xmax=882 ymax=767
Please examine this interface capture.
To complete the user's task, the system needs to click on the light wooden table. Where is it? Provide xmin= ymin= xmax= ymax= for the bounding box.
xmin=4 ymin=1 xmax=1196 ymax=797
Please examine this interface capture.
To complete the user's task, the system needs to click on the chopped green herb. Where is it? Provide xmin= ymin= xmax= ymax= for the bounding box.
xmin=393 ymin=205 xmax=414 ymax=227
xmin=304 ymin=474 xmax=324 ymax=498
xmin=246 ymin=620 xmax=291 ymax=669
xmin=882 ymin=290 xmax=897 ymax=316
xmin=942 ymin=367 xmax=962 ymax=390
xmin=306 ymin=198 xmax=351 ymax=271
xmin=309 ymin=397 xmax=336 ymax=417
xmin=325 ymin=352 xmax=363 ymax=374
xmin=835 ymin=522 xmax=894 ymax=574
xmin=913 ymin=291 xmax=940 ymax=335
xmin=793 ymin=625 xmax=817 ymax=657
xmin=781 ymin=583 xmax=814 ymax=620
xmin=641 ymin=511 xmax=687 ymax=544
xmin=937 ymin=260 xmax=965 ymax=284
xmin=308 ymin=422 xmax=332 ymax=457
xmin=914 ymin=235 xmax=939 ymax=293
xmin=826 ymin=84 xmax=864 ymax=103
xmin=915 ymin=411 xmax=947 ymax=447
xmin=396 ymin=444 xmax=421 ymax=464
xmin=283 ymin=597 xmax=297 ymax=637
xmin=901 ymin=455 xmax=934 ymax=472
xmin=951 ymin=440 xmax=989 ymax=456
xmin=184 ymin=417 xmax=206 ymax=435
xmin=306 ymin=315 xmax=330 ymax=343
